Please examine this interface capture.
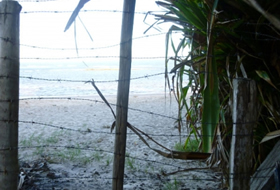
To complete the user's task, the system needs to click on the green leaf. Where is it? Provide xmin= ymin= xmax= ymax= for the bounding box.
xmin=201 ymin=53 xmax=220 ymax=153
xmin=173 ymin=1 xmax=206 ymax=31
xmin=201 ymin=0 xmax=220 ymax=153
xmin=256 ymin=70 xmax=279 ymax=91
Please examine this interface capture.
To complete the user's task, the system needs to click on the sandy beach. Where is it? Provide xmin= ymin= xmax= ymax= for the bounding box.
xmin=18 ymin=94 xmax=222 ymax=189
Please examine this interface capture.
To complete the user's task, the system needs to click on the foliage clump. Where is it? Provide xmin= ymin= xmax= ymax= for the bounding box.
xmin=154 ymin=0 xmax=280 ymax=184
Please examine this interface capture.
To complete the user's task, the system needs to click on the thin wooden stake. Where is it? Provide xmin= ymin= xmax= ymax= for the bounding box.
xmin=0 ymin=1 xmax=21 ymax=190
xmin=229 ymin=78 xmax=257 ymax=190
xmin=112 ymin=0 xmax=136 ymax=190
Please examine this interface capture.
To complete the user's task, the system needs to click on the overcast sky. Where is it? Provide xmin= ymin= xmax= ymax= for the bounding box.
xmin=18 ymin=0 xmax=180 ymax=61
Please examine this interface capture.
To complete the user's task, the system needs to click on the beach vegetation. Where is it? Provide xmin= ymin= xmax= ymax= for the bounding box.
xmin=145 ymin=164 xmax=155 ymax=173
xmin=163 ymin=178 xmax=180 ymax=190
xmin=20 ymin=132 xmax=37 ymax=147
xmin=50 ymin=146 xmax=95 ymax=165
xmin=33 ymin=146 xmax=45 ymax=157
xmin=19 ymin=127 xmax=117 ymax=166
xmin=45 ymin=147 xmax=101 ymax=166
xmin=45 ymin=130 xmax=63 ymax=144
xmin=50 ymin=145 xmax=82 ymax=162
xmin=155 ymin=0 xmax=280 ymax=186
xmin=155 ymin=0 xmax=220 ymax=154
xmin=125 ymin=153 xmax=140 ymax=171
xmin=79 ymin=155 xmax=93 ymax=165
xmin=93 ymin=151 xmax=102 ymax=162
xmin=125 ymin=153 xmax=136 ymax=170
xmin=105 ymin=156 xmax=112 ymax=166
xmin=67 ymin=145 xmax=82 ymax=161
xmin=174 ymin=138 xmax=200 ymax=152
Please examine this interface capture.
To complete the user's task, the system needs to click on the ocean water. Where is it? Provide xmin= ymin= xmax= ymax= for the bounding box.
xmin=19 ymin=59 xmax=169 ymax=98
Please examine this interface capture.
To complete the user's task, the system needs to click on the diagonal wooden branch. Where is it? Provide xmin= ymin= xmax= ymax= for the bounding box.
xmin=88 ymin=80 xmax=210 ymax=160
xmin=127 ymin=122 xmax=211 ymax=160
xmin=89 ymin=79 xmax=116 ymax=119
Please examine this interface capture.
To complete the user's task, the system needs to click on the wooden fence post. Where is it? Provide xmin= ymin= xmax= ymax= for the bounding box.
xmin=229 ymin=78 xmax=257 ymax=190
xmin=112 ymin=0 xmax=136 ymax=190
xmin=0 ymin=1 xmax=21 ymax=190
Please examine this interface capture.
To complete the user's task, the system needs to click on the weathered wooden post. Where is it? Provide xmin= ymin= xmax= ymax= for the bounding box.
xmin=0 ymin=1 xmax=21 ymax=190
xmin=229 ymin=78 xmax=257 ymax=190
xmin=112 ymin=0 xmax=136 ymax=190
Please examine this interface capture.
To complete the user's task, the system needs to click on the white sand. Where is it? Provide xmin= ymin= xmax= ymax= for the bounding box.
xmin=18 ymin=94 xmax=222 ymax=189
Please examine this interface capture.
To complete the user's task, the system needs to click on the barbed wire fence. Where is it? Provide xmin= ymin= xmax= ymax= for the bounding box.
xmin=0 ymin=1 xmax=279 ymax=189
xmin=2 ymin=64 xmax=279 ymax=189
xmin=13 ymin=75 xmax=279 ymax=189
xmin=14 ymin=78 xmax=222 ymax=189
xmin=6 ymin=3 xmax=220 ymax=188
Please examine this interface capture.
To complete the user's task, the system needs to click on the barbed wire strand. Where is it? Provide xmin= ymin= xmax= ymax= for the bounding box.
xmin=19 ymin=55 xmax=166 ymax=60
xmin=19 ymin=9 xmax=163 ymax=16
xmin=2 ymin=119 xmax=271 ymax=138
xmin=20 ymin=72 xmax=165 ymax=83
xmin=1 ymin=33 xmax=168 ymax=51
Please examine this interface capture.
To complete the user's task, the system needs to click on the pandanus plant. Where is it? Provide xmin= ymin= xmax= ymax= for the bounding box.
xmin=155 ymin=0 xmax=221 ymax=154
xmin=154 ymin=0 xmax=280 ymax=183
